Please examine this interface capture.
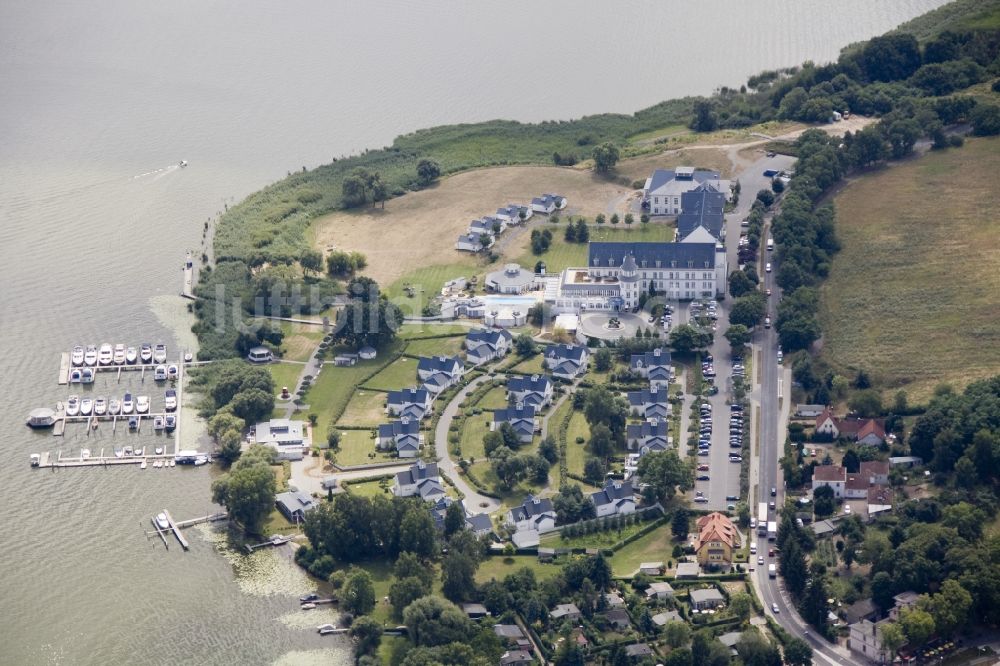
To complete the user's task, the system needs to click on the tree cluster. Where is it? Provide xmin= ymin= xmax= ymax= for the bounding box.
xmin=210 ymin=444 xmax=277 ymax=534
xmin=562 ymin=218 xmax=590 ymax=243
xmin=530 ymin=228 xmax=553 ymax=255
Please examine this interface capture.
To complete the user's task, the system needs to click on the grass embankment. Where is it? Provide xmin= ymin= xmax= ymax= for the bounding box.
xmin=819 ymin=137 xmax=1000 ymax=402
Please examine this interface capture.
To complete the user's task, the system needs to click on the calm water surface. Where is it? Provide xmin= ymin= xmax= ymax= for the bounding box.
xmin=0 ymin=1 xmax=946 ymax=663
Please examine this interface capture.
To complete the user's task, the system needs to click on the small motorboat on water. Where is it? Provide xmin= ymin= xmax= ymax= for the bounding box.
xmin=153 ymin=343 xmax=167 ymax=364
xmin=154 ymin=446 xmax=164 ymax=455
xmin=80 ymin=448 xmax=91 ymax=460
xmin=98 ymin=343 xmax=113 ymax=366
xmin=153 ymin=365 xmax=167 ymax=381
xmin=122 ymin=392 xmax=134 ymax=415
xmin=153 ymin=460 xmax=162 ymax=468
xmin=134 ymin=446 xmax=145 ymax=457
xmin=140 ymin=460 xmax=147 ymax=470
xmin=71 ymin=346 xmax=85 ymax=366
xmin=114 ymin=447 xmax=123 ymax=458
xmin=136 ymin=395 xmax=150 ymax=414
xmin=179 ymin=160 xmax=188 ymax=168
xmin=153 ymin=415 xmax=165 ymax=431
xmin=81 ymin=368 xmax=95 ymax=383
xmin=156 ymin=512 xmax=170 ymax=529
xmin=84 ymin=345 xmax=98 ymax=366
xmin=124 ymin=445 xmax=134 ymax=456
xmin=80 ymin=398 xmax=93 ymax=416
xmin=70 ymin=368 xmax=82 ymax=383
xmin=108 ymin=398 xmax=120 ymax=416
xmin=166 ymin=364 xmax=179 ymax=380
xmin=66 ymin=395 xmax=80 ymax=417
xmin=128 ymin=417 xmax=138 ymax=431
xmin=164 ymin=388 xmax=177 ymax=412
xmin=193 ymin=456 xmax=208 ymax=466
xmin=93 ymin=397 xmax=107 ymax=416
xmin=113 ymin=344 xmax=126 ymax=365
xmin=126 ymin=346 xmax=138 ymax=364
xmin=140 ymin=343 xmax=153 ymax=364
xmin=164 ymin=414 xmax=176 ymax=432
xmin=300 ymin=603 xmax=317 ymax=611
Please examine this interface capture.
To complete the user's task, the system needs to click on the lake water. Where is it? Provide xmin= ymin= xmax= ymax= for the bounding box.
xmin=0 ymin=1 xmax=946 ymax=662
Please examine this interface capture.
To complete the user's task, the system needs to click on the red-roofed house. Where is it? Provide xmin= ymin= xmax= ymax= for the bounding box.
xmin=814 ymin=408 xmax=839 ymax=437
xmin=812 ymin=465 xmax=847 ymax=498
xmin=859 ymin=460 xmax=889 ymax=485
xmin=867 ymin=485 xmax=893 ymax=518
xmin=856 ymin=420 xmax=887 ymax=447
xmin=845 ymin=474 xmax=869 ymax=499
xmin=813 ymin=410 xmax=886 ymax=446
xmin=695 ymin=512 xmax=741 ymax=568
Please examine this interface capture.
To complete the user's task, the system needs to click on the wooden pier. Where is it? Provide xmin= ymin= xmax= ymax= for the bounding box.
xmin=246 ymin=534 xmax=293 ymax=553
xmin=162 ymin=509 xmax=188 ymax=550
xmin=148 ymin=510 xmax=227 ymax=551
xmin=58 ymin=353 xmax=70 ymax=385
xmin=181 ymin=252 xmax=196 ymax=300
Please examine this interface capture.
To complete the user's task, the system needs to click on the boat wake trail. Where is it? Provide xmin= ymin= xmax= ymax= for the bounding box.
xmin=132 ymin=164 xmax=179 ymax=180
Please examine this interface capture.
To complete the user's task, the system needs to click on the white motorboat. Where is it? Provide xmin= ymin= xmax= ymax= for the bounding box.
xmin=84 ymin=345 xmax=98 ymax=366
xmin=166 ymin=364 xmax=179 ymax=380
xmin=317 ymin=624 xmax=338 ymax=635
xmin=125 ymin=346 xmax=138 ymax=364
xmin=66 ymin=395 xmax=80 ymax=417
xmin=134 ymin=446 xmax=145 ymax=457
xmin=108 ymin=398 xmax=121 ymax=416
xmin=169 ymin=460 xmax=175 ymax=467
xmin=93 ymin=397 xmax=107 ymax=416
xmin=140 ymin=460 xmax=147 ymax=470
xmin=98 ymin=343 xmax=113 ymax=365
xmin=154 ymin=446 xmax=164 ymax=455
xmin=124 ymin=445 xmax=133 ymax=456
xmin=179 ymin=160 xmax=188 ymax=168
xmin=71 ymin=346 xmax=85 ymax=366
xmin=113 ymin=344 xmax=126 ymax=365
xmin=80 ymin=398 xmax=93 ymax=416
xmin=153 ymin=460 xmax=162 ymax=468
xmin=156 ymin=512 xmax=170 ymax=529
xmin=80 ymin=448 xmax=91 ymax=460
xmin=114 ymin=447 xmax=124 ymax=458
xmin=153 ymin=343 xmax=167 ymax=364
xmin=193 ymin=456 xmax=208 ymax=466
xmin=300 ymin=603 xmax=317 ymax=610
xmin=122 ymin=392 xmax=134 ymax=414
xmin=164 ymin=389 xmax=177 ymax=412
xmin=26 ymin=408 xmax=56 ymax=428
xmin=140 ymin=343 xmax=153 ymax=364
xmin=164 ymin=414 xmax=176 ymax=431
xmin=136 ymin=395 xmax=150 ymax=414
xmin=81 ymin=367 xmax=95 ymax=383
xmin=69 ymin=368 xmax=82 ymax=383
xmin=153 ymin=415 xmax=165 ymax=431
xmin=153 ymin=365 xmax=168 ymax=381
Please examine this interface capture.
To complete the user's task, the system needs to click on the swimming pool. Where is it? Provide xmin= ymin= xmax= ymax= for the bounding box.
xmin=480 ymin=295 xmax=539 ymax=307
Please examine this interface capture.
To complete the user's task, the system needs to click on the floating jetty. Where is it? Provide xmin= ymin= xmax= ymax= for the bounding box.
xmin=246 ymin=534 xmax=294 ymax=553
xmin=148 ymin=510 xmax=228 ymax=551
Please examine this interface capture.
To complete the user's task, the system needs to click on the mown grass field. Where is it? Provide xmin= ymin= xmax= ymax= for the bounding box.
xmin=541 ymin=519 xmax=651 ymax=549
xmin=511 ymin=222 xmax=676 ymax=274
xmin=565 ymin=411 xmax=592 ymax=478
xmin=476 ymin=554 xmax=563 ymax=584
xmin=332 ymin=429 xmax=391 ymax=466
xmin=403 ymin=335 xmax=467 ymax=359
xmin=267 ymin=362 xmax=304 ymax=395
xmin=277 ymin=321 xmax=325 ymax=362
xmin=337 ymin=390 xmax=387 ymax=427
xmin=819 ymin=137 xmax=1000 ymax=402
xmin=610 ymin=524 xmax=675 ymax=576
xmin=362 ymin=356 xmax=419 ymax=391
xmin=396 ymin=323 xmax=472 ymax=339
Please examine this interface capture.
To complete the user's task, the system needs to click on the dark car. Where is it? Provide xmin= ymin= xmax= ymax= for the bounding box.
xmin=300 ymin=593 xmax=319 ymax=603
xmin=771 ymin=487 xmax=777 ymax=497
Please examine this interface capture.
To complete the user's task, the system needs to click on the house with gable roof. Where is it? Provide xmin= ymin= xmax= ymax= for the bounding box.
xmin=465 ymin=328 xmax=513 ymax=365
xmin=628 ymin=386 xmax=669 ymax=420
xmin=456 ymin=231 xmax=494 ymax=253
xmin=530 ymin=193 xmax=567 ymax=215
xmin=544 ymin=343 xmax=589 ymax=380
xmin=695 ymin=512 xmax=741 ymax=568
xmin=630 ymin=347 xmax=673 ymax=385
xmin=393 ymin=460 xmax=446 ymax=501
xmin=626 ymin=419 xmax=669 ymax=453
xmin=376 ymin=417 xmax=423 ymax=458
xmin=491 ymin=403 xmax=538 ymax=443
xmin=468 ymin=217 xmax=500 ymax=237
xmin=677 ymin=182 xmax=727 ymax=241
xmin=643 ymin=167 xmax=730 ymax=215
xmin=814 ymin=408 xmax=887 ymax=446
xmin=812 ymin=464 xmax=847 ymax=498
xmin=590 ymin=479 xmax=636 ymax=518
xmin=506 ymin=495 xmax=556 ymax=533
xmin=506 ymin=374 xmax=553 ymax=409
xmin=495 ymin=204 xmax=532 ymax=225
xmin=386 ymin=387 xmax=433 ymax=420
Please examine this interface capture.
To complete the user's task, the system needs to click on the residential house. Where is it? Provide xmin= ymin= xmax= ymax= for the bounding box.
xmin=717 ymin=631 xmax=743 ymax=657
xmin=645 ymin=581 xmax=675 ymax=601
xmin=859 ymin=460 xmax=890 ymax=485
xmin=630 ymin=347 xmax=672 ymax=378
xmin=455 ymin=231 xmax=494 ymax=253
xmin=845 ymin=474 xmax=870 ymax=500
xmin=550 ymin=603 xmax=582 ymax=621
xmin=254 ymin=418 xmax=307 ymax=461
xmin=494 ymin=624 xmax=529 ymax=648
xmin=675 ymin=562 xmax=700 ymax=579
xmin=889 ymin=591 xmax=920 ymax=620
xmin=496 ymin=204 xmax=532 ymax=224
xmin=651 ymin=610 xmax=682 ymax=627
xmin=386 ymin=387 xmax=433 ymax=420
xmin=814 ymin=408 xmax=886 ymax=445
xmin=467 ymin=513 xmax=495 ymax=538
xmin=639 ymin=562 xmax=664 ymax=575
xmin=814 ymin=408 xmax=840 ymax=437
xmin=429 ymin=497 xmax=461 ymax=532
xmin=867 ymin=485 xmax=893 ymax=518
xmin=626 ymin=419 xmax=669 ymax=453
xmin=462 ymin=603 xmax=489 ymax=619
xmin=812 ymin=464 xmax=847 ymax=498
xmin=530 ymin=193 xmax=567 ymax=214
xmin=393 ymin=461 xmax=446 ymax=501
xmin=689 ymin=587 xmax=726 ymax=611
xmin=506 ymin=495 xmax=556 ymax=533
xmin=623 ymin=643 xmax=654 ymax=659
xmin=857 ymin=419 xmax=888 ymax=446
xmin=604 ymin=609 xmax=631 ymax=631
xmin=275 ymin=490 xmax=317 ymax=522
xmin=376 ymin=418 xmax=423 ymax=458
xmin=544 ymin=344 xmax=589 ymax=380
xmin=643 ymin=167 xmax=729 ymax=215
xmin=468 ymin=217 xmax=500 ymax=237
xmin=843 ymin=598 xmax=879 ymax=625
xmin=465 ymin=328 xmax=513 ymax=365
xmin=695 ymin=512 xmax=741 ymax=568
xmin=889 ymin=456 xmax=922 ymax=468
xmin=795 ymin=404 xmax=827 ymax=418
xmin=604 ymin=591 xmax=626 ymax=608
xmin=628 ymin=386 xmax=669 ymax=420
xmin=500 ymin=650 xmax=533 ymax=666
xmin=417 ymin=355 xmax=464 ymax=385
xmin=848 ymin=619 xmax=890 ymax=664
xmin=590 ymin=479 xmax=636 ymax=518
xmin=422 ymin=371 xmax=455 ymax=396
xmin=491 ymin=403 xmax=538 ymax=443
xmin=676 ymin=183 xmax=727 ymax=241
xmin=812 ymin=519 xmax=837 ymax=537
xmin=506 ymin=374 xmax=553 ymax=409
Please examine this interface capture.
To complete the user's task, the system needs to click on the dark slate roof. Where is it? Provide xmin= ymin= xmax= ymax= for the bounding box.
xmin=468 ymin=218 xmax=495 ymax=234
xmin=493 ymin=404 xmax=537 ymax=432
xmin=494 ymin=623 xmax=525 ymax=639
xmin=511 ymin=495 xmax=554 ymax=522
xmin=630 ymin=348 xmax=671 ymax=370
xmin=545 ymin=343 xmax=587 ymax=363
xmin=395 ymin=461 xmax=439 ymax=486
xmin=589 ymin=241 xmax=716 ymax=270
xmin=624 ymin=643 xmax=654 ymax=657
xmin=466 ymin=328 xmax=513 ymax=348
xmin=422 ymin=372 xmax=452 ymax=391
xmin=467 ymin=513 xmax=494 ymax=533
xmin=591 ymin=480 xmax=635 ymax=506
xmin=500 ymin=650 xmax=533 ymax=666
xmin=604 ymin=608 xmax=631 ymax=628
xmin=677 ymin=206 xmax=725 ymax=241
xmin=275 ymin=490 xmax=317 ymax=516
xmin=628 ymin=386 xmax=669 ymax=406
xmin=387 ymin=387 xmax=430 ymax=406
xmin=457 ymin=232 xmax=489 ymax=245
xmin=378 ymin=419 xmax=420 ymax=440
xmin=418 ymin=355 xmax=463 ymax=376
xmin=627 ymin=421 xmax=668 ymax=440
xmin=647 ymin=168 xmax=719 ymax=192
xmin=507 ymin=374 xmax=551 ymax=395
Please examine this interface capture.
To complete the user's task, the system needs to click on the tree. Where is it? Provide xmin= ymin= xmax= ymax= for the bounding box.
xmin=724 ymin=324 xmax=751 ymax=352
xmin=610 ymin=213 xmax=620 ymax=225
xmin=563 ymin=221 xmax=577 ymax=243
xmin=842 ymin=449 xmax=860 ymax=473
xmin=441 ymin=550 xmax=478 ymax=603
xmin=665 ymin=647 xmax=693 ymax=666
xmin=736 ymin=630 xmax=782 ymax=666
xmin=900 ymin=607 xmax=935 ymax=647
xmin=299 ymin=249 xmax=323 ymax=276
xmin=584 ymin=456 xmax=606 ymax=485
xmin=755 ymin=189 xmax=775 ymax=208
xmin=553 ymin=484 xmax=596 ymax=524
xmin=594 ymin=348 xmax=612 ymax=372
xmin=782 ymin=638 xmax=813 ymax=666
xmin=971 ymin=104 xmax=1000 ymax=136
xmin=730 ymin=592 xmax=753 ymax=622
xmin=592 ymin=142 xmax=620 ymax=172
xmin=871 ymin=571 xmax=896 ymax=612
xmin=663 ymin=620 xmax=691 ymax=648
xmin=624 ymin=213 xmax=634 ymax=226
xmin=880 ymin=621 xmax=906 ymax=660
xmin=343 ymin=568 xmax=377 ymax=615
xmin=416 ymin=159 xmax=441 ymax=185
xmin=349 ymin=615 xmax=383 ymax=657
xmin=333 ymin=294 xmax=402 ymax=350
xmin=216 ymin=428 xmax=243 ymax=465
xmin=672 ymin=508 xmax=689 ymax=540
xmin=669 ymin=324 xmax=712 ymax=355
xmin=229 ymin=387 xmax=275 ymax=423
xmin=728 ymin=269 xmax=756 ymax=297
xmin=403 ymin=596 xmax=473 ymax=647
xmin=575 ymin=218 xmax=589 ymax=242
xmin=584 ymin=387 xmax=627 ymax=442
xmin=538 ymin=435 xmax=559 ymax=465
xmin=730 ymin=293 xmax=766 ymax=328
xmin=514 ymin=334 xmax=536 ymax=357
xmin=443 ymin=501 xmax=466 ymax=539
xmin=690 ymin=99 xmax=718 ymax=132
xmin=342 ymin=168 xmax=371 ymax=207
xmin=801 ymin=571 xmax=829 ymax=630
xmin=553 ymin=641 xmax=586 ymax=666
xmin=779 ymin=538 xmax=808 ymax=598
xmin=813 ymin=484 xmax=835 ymax=517
xmin=210 ymin=445 xmax=276 ymax=534
xmin=927 ymin=579 xmax=972 ymax=636
xmin=390 ymin=575 xmax=429 ymax=618
xmin=848 ymin=389 xmax=883 ymax=418
xmin=859 ymin=33 xmax=921 ymax=82
xmin=636 ymin=451 xmax=690 ymax=503
xmin=588 ymin=423 xmax=615 ymax=459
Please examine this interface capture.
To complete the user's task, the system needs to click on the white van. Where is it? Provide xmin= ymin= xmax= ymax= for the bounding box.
xmin=750 ymin=542 xmax=757 ymax=554
xmin=766 ymin=238 xmax=774 ymax=251
xmin=247 ymin=346 xmax=274 ymax=363
xmin=765 ymin=262 xmax=772 ymax=273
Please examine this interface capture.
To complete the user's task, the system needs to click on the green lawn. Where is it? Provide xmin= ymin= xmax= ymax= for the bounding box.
xmin=333 ymin=429 xmax=394 ymax=466
xmin=303 ymin=342 xmax=403 ymax=442
xmin=337 ymin=390 xmax=387 ymax=427
xmin=541 ymin=519 xmax=652 ymax=549
xmin=344 ymin=477 xmax=394 ymax=498
xmin=511 ymin=354 xmax=545 ymax=375
xmin=397 ymin=323 xmax=473 ymax=340
xmin=385 ymin=262 xmax=493 ymax=304
xmin=363 ymin=356 xmax=419 ymax=391
xmin=404 ymin=335 xmax=467 ymax=359
xmin=268 ymin=362 xmax=304 ymax=394
xmin=514 ymin=225 xmax=675 ymax=274
xmin=460 ymin=413 xmax=493 ymax=462
xmin=475 ymin=555 xmax=563 ymax=584
xmin=277 ymin=321 xmax=326 ymax=362
xmin=565 ymin=411 xmax=591 ymax=477
xmin=610 ymin=524 xmax=675 ymax=576
xmin=477 ymin=385 xmax=510 ymax=410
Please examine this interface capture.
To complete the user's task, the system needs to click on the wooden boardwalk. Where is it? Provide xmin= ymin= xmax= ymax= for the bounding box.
xmin=58 ymin=353 xmax=70 ymax=385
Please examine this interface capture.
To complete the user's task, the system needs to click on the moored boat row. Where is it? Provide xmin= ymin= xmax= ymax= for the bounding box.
xmin=70 ymin=342 xmax=169 ymax=367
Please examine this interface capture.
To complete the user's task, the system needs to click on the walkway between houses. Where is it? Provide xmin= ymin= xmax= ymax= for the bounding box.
xmin=537 ymin=376 xmax=583 ymax=495
xmin=434 ymin=374 xmax=502 ymax=513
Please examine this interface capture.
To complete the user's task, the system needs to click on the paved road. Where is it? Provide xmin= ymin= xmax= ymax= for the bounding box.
xmin=434 ymin=374 xmax=502 ymax=513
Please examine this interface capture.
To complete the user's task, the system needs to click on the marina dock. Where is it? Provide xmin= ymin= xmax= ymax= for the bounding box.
xmin=148 ymin=510 xmax=228 ymax=551
xmin=58 ymin=353 xmax=70 ymax=385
